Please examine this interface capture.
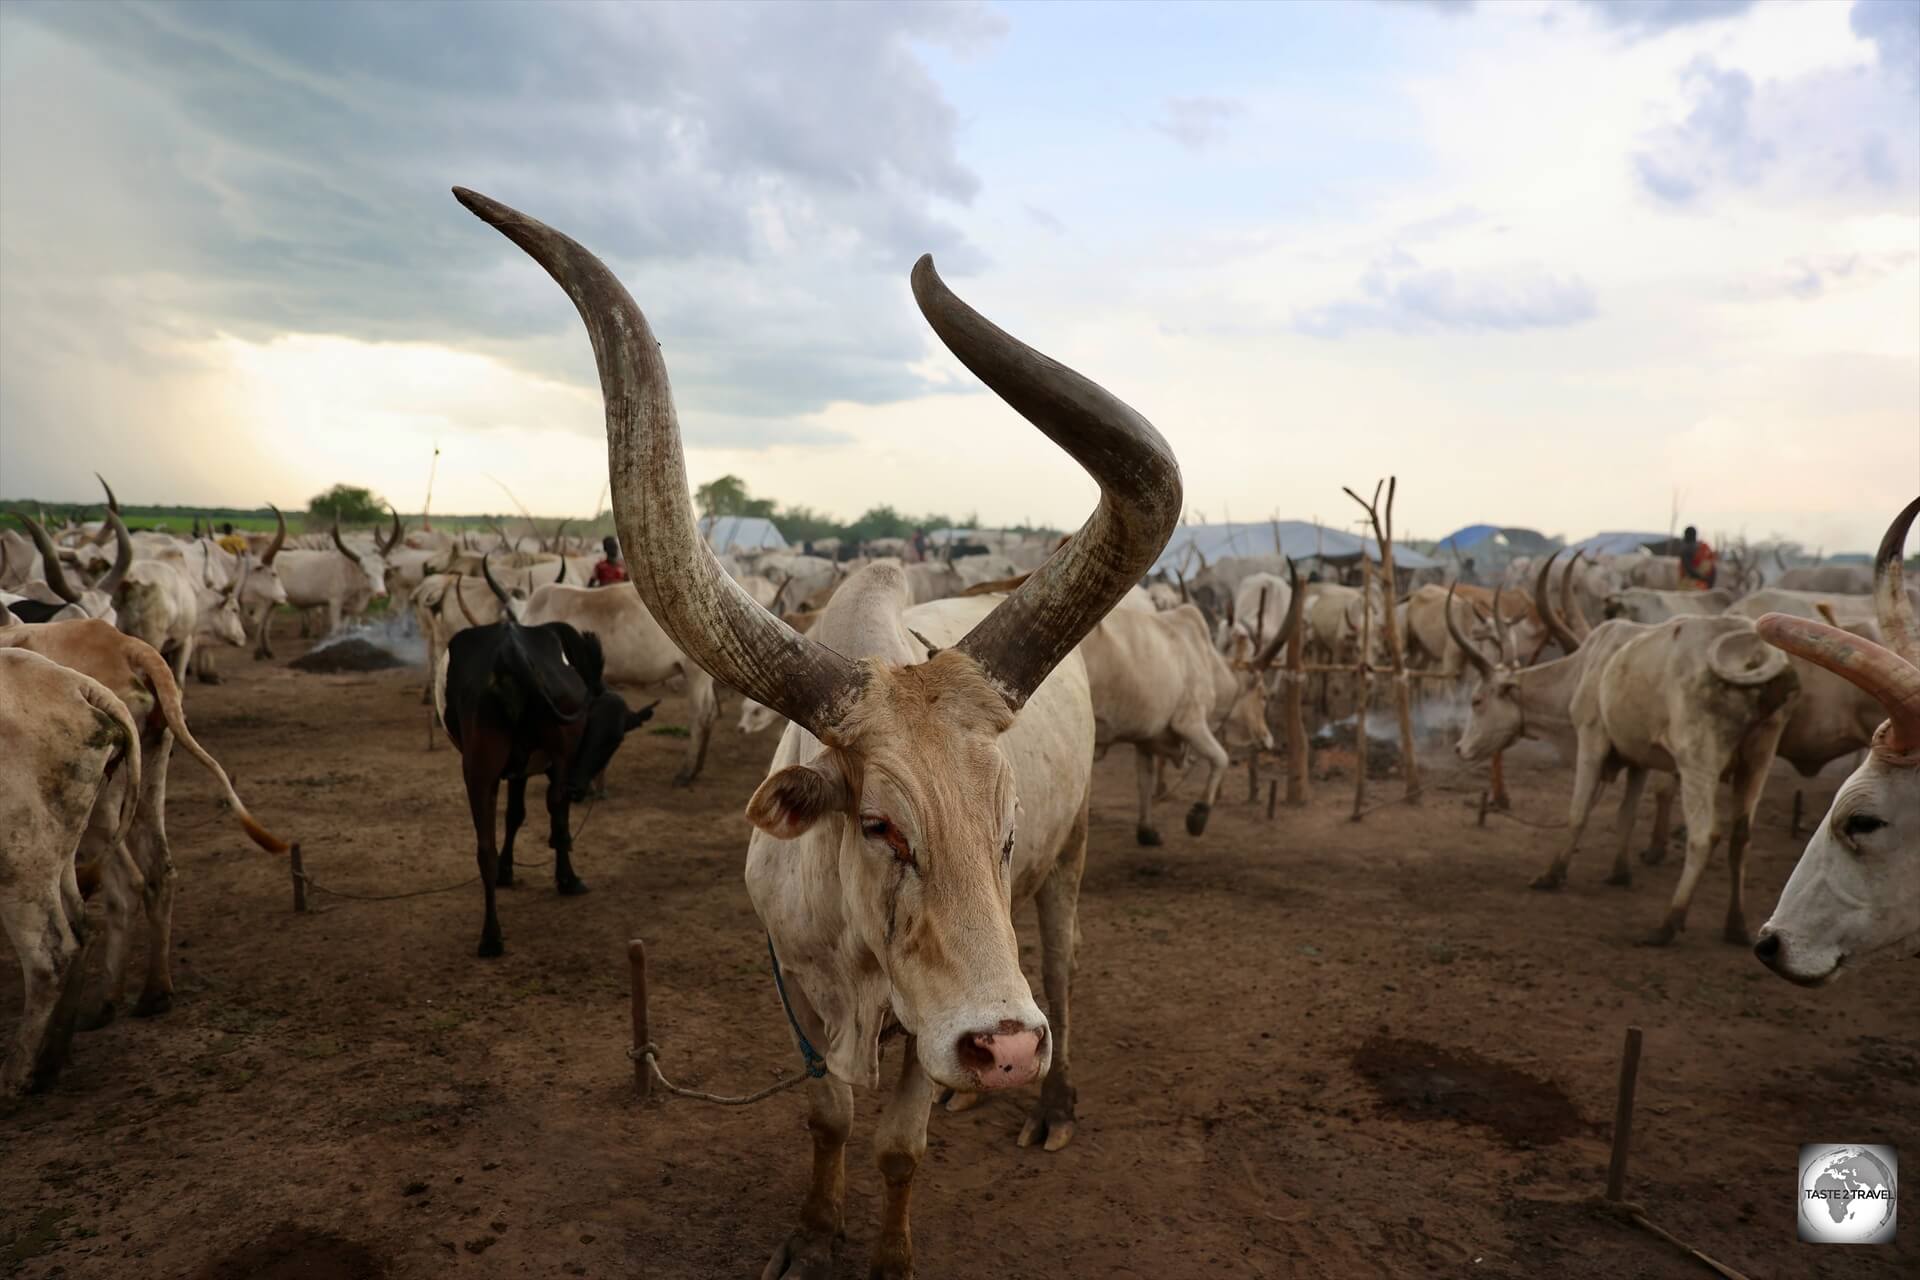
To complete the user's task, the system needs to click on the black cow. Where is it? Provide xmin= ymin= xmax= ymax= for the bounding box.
xmin=437 ymin=556 xmax=654 ymax=956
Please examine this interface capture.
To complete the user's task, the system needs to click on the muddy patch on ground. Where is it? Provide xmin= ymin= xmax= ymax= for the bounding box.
xmin=291 ymin=639 xmax=405 ymax=673
xmin=192 ymin=1225 xmax=386 ymax=1280
xmin=1352 ymin=1034 xmax=1585 ymax=1147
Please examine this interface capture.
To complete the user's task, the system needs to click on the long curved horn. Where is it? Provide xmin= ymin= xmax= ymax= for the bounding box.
xmin=380 ymin=505 xmax=403 ymax=557
xmin=918 ymin=249 xmax=1184 ymax=707
xmin=95 ymin=508 xmax=132 ymax=596
xmin=263 ymin=504 xmax=287 ymax=565
xmin=480 ymin=551 xmax=512 ymax=607
xmin=1251 ymin=585 xmax=1269 ymax=653
xmin=17 ymin=513 xmax=81 ymax=603
xmin=1873 ymin=495 xmax=1919 ymax=665
xmin=330 ymin=518 xmax=355 ymax=561
xmin=1757 ymin=612 xmax=1920 ymax=756
xmin=1491 ymin=587 xmax=1513 ymax=665
xmin=453 ymin=190 xmax=879 ymax=735
xmin=95 ymin=473 xmax=120 ymax=514
xmin=1533 ymin=550 xmax=1581 ymax=654
xmin=1253 ymin=561 xmax=1303 ymax=671
xmin=1560 ymin=549 xmax=1593 ymax=641
xmin=1445 ymin=583 xmax=1495 ymax=678
xmin=450 ymin=574 xmax=480 ymax=628
xmin=550 ymin=518 xmax=569 ymax=557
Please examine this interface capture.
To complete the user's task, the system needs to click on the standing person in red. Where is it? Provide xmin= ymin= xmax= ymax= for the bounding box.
xmin=1676 ymin=525 xmax=1717 ymax=590
xmin=590 ymin=535 xmax=628 ymax=587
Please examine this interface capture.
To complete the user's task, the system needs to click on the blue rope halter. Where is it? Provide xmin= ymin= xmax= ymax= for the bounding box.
xmin=767 ymin=935 xmax=828 ymax=1080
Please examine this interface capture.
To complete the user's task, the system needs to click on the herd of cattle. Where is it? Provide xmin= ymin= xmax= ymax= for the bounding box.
xmin=1 ymin=187 xmax=1914 ymax=1278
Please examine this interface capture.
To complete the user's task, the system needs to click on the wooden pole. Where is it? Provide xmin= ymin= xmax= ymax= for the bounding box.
xmin=1286 ymin=593 xmax=1309 ymax=808
xmin=289 ymin=843 xmax=307 ymax=913
xmin=1346 ymin=477 xmax=1420 ymax=804
xmin=1266 ymin=779 xmax=1278 ymax=821
xmin=1790 ymin=790 xmax=1803 ymax=838
xmin=1246 ymin=752 xmax=1260 ymax=804
xmin=1489 ymin=751 xmax=1509 ymax=811
xmin=1352 ymin=559 xmax=1372 ymax=822
xmin=1606 ymin=1026 xmax=1644 ymax=1202
xmin=629 ymin=939 xmax=652 ymax=1099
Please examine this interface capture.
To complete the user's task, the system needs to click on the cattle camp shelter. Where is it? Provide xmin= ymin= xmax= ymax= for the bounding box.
xmin=1149 ymin=519 xmax=1441 ymax=578
xmin=697 ymin=515 xmax=788 ymax=554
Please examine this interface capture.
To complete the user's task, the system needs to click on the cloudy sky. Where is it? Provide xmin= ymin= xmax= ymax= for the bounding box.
xmin=1 ymin=0 xmax=1915 ymax=551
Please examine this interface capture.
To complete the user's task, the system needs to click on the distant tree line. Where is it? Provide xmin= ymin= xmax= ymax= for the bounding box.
xmin=693 ymin=473 xmax=1056 ymax=546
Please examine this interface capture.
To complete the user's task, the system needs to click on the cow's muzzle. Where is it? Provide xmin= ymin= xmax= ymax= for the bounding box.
xmin=955 ymin=1019 xmax=1046 ymax=1090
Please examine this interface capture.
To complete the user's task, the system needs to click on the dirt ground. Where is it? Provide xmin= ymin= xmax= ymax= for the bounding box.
xmin=4 ymin=639 xmax=1914 ymax=1280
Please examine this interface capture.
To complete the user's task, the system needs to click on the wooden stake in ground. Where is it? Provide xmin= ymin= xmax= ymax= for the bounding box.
xmin=629 ymin=939 xmax=652 ymax=1100
xmin=1351 ymin=558 xmax=1373 ymax=822
xmin=1345 ymin=477 xmax=1421 ymax=804
xmin=1285 ymin=562 xmax=1310 ymax=807
xmin=1606 ymin=1026 xmax=1643 ymax=1201
xmin=289 ymin=843 xmax=308 ymax=914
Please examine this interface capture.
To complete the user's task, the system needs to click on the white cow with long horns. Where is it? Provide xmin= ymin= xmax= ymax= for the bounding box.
xmin=457 ymin=186 xmax=1180 ymax=1280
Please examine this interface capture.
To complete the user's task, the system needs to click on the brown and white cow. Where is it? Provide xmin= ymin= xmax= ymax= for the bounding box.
xmin=458 ymin=186 xmax=1179 ymax=1279
xmin=1754 ymin=497 xmax=1920 ymax=984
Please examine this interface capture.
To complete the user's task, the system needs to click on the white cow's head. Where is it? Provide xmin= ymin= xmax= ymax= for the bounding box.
xmin=195 ymin=550 xmax=252 ymax=647
xmin=330 ymin=518 xmax=391 ymax=606
xmin=17 ymin=507 xmax=131 ymax=625
xmin=457 ymin=187 xmax=1181 ymax=1096
xmin=1753 ymin=498 xmax=1920 ymax=984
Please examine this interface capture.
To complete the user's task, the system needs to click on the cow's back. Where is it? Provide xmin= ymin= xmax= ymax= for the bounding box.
xmin=523 ymin=584 xmax=687 ymax=686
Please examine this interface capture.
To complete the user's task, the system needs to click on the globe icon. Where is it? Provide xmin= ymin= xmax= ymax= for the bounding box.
xmin=1798 ymin=1145 xmax=1898 ymax=1244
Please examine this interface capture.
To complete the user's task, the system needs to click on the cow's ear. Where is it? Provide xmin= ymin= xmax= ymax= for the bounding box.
xmin=747 ymin=753 xmax=855 ymax=840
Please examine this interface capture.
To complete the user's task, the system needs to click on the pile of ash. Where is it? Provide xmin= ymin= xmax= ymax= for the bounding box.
xmin=290 ymin=638 xmax=406 ymax=674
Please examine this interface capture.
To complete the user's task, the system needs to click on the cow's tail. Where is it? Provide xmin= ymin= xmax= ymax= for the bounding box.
xmin=124 ymin=638 xmax=294 ymax=854
xmin=76 ymin=674 xmax=143 ymax=851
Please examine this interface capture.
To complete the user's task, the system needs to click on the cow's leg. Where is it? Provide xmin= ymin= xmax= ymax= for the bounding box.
xmin=1605 ymin=766 xmax=1648 ymax=887
xmin=462 ymin=748 xmax=507 ymax=957
xmin=1641 ymin=779 xmax=1673 ymax=865
xmin=77 ymin=834 xmax=143 ymax=1030
xmin=129 ymin=739 xmax=177 ymax=1017
xmin=1720 ymin=734 xmax=1778 ymax=945
xmin=868 ymin=1043 xmax=937 ymax=1280
xmin=1641 ymin=767 xmax=1719 ymax=946
xmin=253 ymin=603 xmax=275 ymax=659
xmin=498 ymin=775 xmax=526 ymax=888
xmin=169 ymin=637 xmax=195 ymax=687
xmin=298 ymin=607 xmax=312 ymax=639
xmin=1134 ymin=747 xmax=1161 ymax=846
xmin=419 ymin=627 xmax=437 ymax=705
xmin=1176 ymin=713 xmax=1231 ymax=837
xmin=1 ymin=882 xmax=87 ymax=1095
xmin=1022 ymin=799 xmax=1087 ymax=1153
xmin=193 ymin=645 xmax=222 ymax=685
xmin=1531 ymin=733 xmax=1608 ymax=890
xmin=325 ymin=600 xmax=341 ymax=636
xmin=546 ymin=770 xmax=587 ymax=895
xmin=1488 ymin=750 xmax=1510 ymax=811
xmin=674 ymin=667 xmax=718 ymax=787
xmin=762 ymin=1075 xmax=852 ymax=1280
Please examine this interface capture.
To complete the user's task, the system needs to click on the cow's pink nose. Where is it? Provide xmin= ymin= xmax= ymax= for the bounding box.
xmin=956 ymin=1022 xmax=1045 ymax=1090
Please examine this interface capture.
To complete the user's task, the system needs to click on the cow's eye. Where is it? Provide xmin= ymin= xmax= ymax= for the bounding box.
xmin=1001 ymin=832 xmax=1015 ymax=864
xmin=861 ymin=815 xmax=913 ymax=864
xmin=1842 ymin=813 xmax=1886 ymax=839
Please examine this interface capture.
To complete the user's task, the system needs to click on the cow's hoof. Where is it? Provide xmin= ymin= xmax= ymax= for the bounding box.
xmin=865 ymin=1244 xmax=913 ymax=1280
xmin=557 ymin=877 xmax=590 ymax=897
xmin=77 ymin=1000 xmax=116 ymax=1032
xmin=940 ymin=1088 xmax=985 ymax=1114
xmin=1635 ymin=924 xmax=1678 ymax=948
xmin=1185 ymin=803 xmax=1212 ymax=837
xmin=477 ymin=936 xmax=504 ymax=959
xmin=132 ymin=991 xmax=172 ymax=1019
xmin=1135 ymin=825 xmax=1162 ymax=847
xmin=495 ymin=870 xmax=515 ymax=889
xmin=763 ymin=1228 xmax=836 ymax=1280
xmin=671 ymin=772 xmax=696 ymax=789
xmin=1018 ymin=1100 xmax=1077 ymax=1153
xmin=1604 ymin=869 xmax=1632 ymax=888
xmin=1722 ymin=922 xmax=1752 ymax=946
xmin=196 ymin=671 xmax=223 ymax=686
xmin=1639 ymin=845 xmax=1667 ymax=866
xmin=1528 ymin=872 xmax=1564 ymax=892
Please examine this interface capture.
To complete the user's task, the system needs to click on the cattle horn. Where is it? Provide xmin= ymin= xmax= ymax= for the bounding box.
xmin=95 ymin=508 xmax=132 ymax=596
xmin=1873 ymin=495 xmax=1919 ymax=666
xmin=450 ymin=574 xmax=480 ymax=628
xmin=1533 ymin=550 xmax=1582 ymax=654
xmin=457 ymin=187 xmax=1181 ymax=719
xmin=192 ymin=515 xmax=203 ymax=539
xmin=16 ymin=513 xmax=82 ymax=604
xmin=1445 ymin=583 xmax=1495 ymax=679
xmin=95 ymin=474 xmax=120 ymax=514
xmin=1253 ymin=561 xmax=1303 ymax=671
xmin=1491 ymin=587 xmax=1513 ymax=665
xmin=1757 ymin=612 xmax=1920 ymax=758
xmin=550 ymin=518 xmax=569 ymax=557
xmin=480 ymin=551 xmax=512 ymax=607
xmin=263 ymin=504 xmax=287 ymax=564
xmin=330 ymin=518 xmax=356 ymax=561
xmin=1560 ymin=550 xmax=1593 ymax=642
xmin=1250 ymin=585 xmax=1269 ymax=654
xmin=380 ymin=505 xmax=404 ymax=557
